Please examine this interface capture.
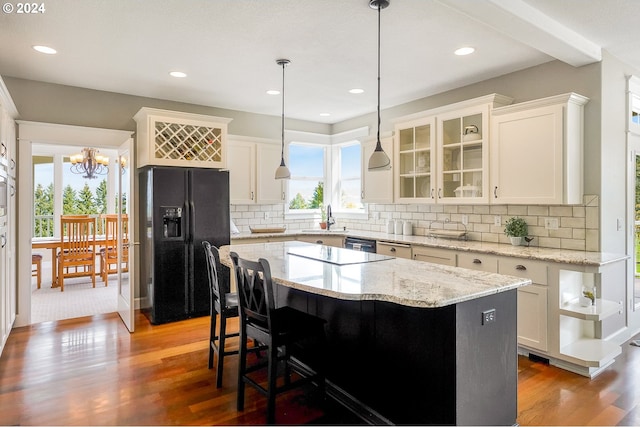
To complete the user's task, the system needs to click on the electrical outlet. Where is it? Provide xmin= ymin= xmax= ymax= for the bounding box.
xmin=461 ymin=214 xmax=468 ymax=225
xmin=494 ymin=216 xmax=501 ymax=227
xmin=482 ymin=309 xmax=496 ymax=325
xmin=264 ymin=212 xmax=270 ymax=220
xmin=544 ymin=217 xmax=559 ymax=230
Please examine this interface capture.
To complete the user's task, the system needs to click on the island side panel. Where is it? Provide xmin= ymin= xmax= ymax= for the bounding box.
xmin=276 ymin=284 xmax=518 ymax=425
xmin=455 ymin=289 xmax=518 ymax=426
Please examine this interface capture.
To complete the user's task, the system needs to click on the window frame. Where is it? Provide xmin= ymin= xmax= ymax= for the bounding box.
xmin=283 ymin=128 xmax=369 ymax=221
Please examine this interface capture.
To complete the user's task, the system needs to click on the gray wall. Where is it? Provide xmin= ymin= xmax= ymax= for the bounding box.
xmin=4 ymin=77 xmax=331 ymax=137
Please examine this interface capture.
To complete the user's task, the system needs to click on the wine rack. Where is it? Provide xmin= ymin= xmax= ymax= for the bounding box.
xmin=134 ymin=107 xmax=232 ymax=168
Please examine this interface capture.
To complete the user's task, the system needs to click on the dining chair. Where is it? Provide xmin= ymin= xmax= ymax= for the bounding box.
xmin=31 ymin=253 xmax=43 ymax=289
xmin=230 ymin=251 xmax=327 ymax=424
xmin=57 ymin=216 xmax=97 ymax=292
xmin=99 ymin=214 xmax=129 ymax=286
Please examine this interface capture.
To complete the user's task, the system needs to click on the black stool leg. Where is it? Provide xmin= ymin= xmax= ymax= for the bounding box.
xmin=216 ymin=313 xmax=227 ymax=388
xmin=266 ymin=343 xmax=279 ymax=424
xmin=237 ymin=327 xmax=247 ymax=412
xmin=209 ymin=312 xmax=218 ymax=370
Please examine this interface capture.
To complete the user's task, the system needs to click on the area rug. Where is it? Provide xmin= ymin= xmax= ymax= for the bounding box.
xmin=31 ymin=278 xmax=118 ymax=324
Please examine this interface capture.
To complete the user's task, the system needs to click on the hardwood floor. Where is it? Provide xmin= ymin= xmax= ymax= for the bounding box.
xmin=1 ymin=311 xmax=640 ymax=425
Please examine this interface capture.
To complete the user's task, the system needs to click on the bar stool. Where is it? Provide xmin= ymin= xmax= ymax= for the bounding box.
xmin=32 ymin=254 xmax=43 ymax=289
xmin=230 ymin=251 xmax=327 ymax=424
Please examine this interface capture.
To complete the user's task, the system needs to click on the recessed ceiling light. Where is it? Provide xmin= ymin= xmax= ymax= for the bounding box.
xmin=454 ymin=47 xmax=475 ymax=56
xmin=349 ymin=88 xmax=364 ymax=94
xmin=319 ymin=113 xmax=331 ymax=117
xmin=169 ymin=71 xmax=187 ymax=78
xmin=266 ymin=90 xmax=280 ymax=95
xmin=32 ymin=45 xmax=57 ymax=55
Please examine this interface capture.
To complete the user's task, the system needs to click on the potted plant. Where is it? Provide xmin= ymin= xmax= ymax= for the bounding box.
xmin=504 ymin=216 xmax=528 ymax=246
xmin=319 ymin=205 xmax=327 ymax=229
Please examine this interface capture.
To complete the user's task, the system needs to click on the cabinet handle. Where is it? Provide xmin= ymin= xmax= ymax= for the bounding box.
xmin=1 ymin=234 xmax=5 ymax=248
xmin=473 ymin=258 xmax=482 ymax=264
xmin=10 ymin=184 xmax=15 ymax=196
xmin=10 ymin=158 xmax=15 ymax=170
xmin=515 ymin=264 xmax=527 ymax=271
xmin=494 ymin=186 xmax=498 ymax=198
xmin=430 ymin=188 xmax=434 ymax=199
xmin=0 ymin=142 xmax=5 ymax=156
xmin=282 ymin=191 xmax=285 ymax=201
xmin=316 ymin=240 xmax=323 ymax=244
xmin=361 ymin=190 xmax=364 ymax=199
xmin=390 ymin=247 xmax=396 ymax=252
xmin=438 ymin=188 xmax=442 ymax=199
xmin=251 ymin=191 xmax=254 ymax=200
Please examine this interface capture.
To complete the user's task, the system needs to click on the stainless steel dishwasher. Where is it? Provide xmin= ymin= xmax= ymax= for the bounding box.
xmin=344 ymin=236 xmax=376 ymax=253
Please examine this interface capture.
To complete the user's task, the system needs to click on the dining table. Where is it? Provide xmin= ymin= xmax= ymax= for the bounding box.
xmin=32 ymin=236 xmax=111 ymax=288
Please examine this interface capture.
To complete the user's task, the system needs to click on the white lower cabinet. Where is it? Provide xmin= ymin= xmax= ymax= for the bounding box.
xmin=297 ymin=235 xmax=344 ymax=248
xmin=377 ymin=241 xmax=412 ymax=259
xmin=412 ymin=246 xmax=456 ymax=266
xmin=516 ymin=284 xmax=549 ymax=352
xmin=410 ymin=243 xmax=624 ymax=377
xmin=457 ymin=252 xmax=498 ymax=272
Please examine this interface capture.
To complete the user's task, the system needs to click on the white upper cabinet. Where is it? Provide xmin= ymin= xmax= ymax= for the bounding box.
xmin=134 ymin=107 xmax=232 ymax=169
xmin=361 ymin=136 xmax=393 ymax=204
xmin=490 ymin=93 xmax=589 ymax=205
xmin=228 ymin=139 xmax=284 ymax=205
xmin=395 ymin=117 xmax=435 ymax=203
xmin=437 ymin=105 xmax=490 ymax=204
xmin=394 ymin=94 xmax=512 ymax=204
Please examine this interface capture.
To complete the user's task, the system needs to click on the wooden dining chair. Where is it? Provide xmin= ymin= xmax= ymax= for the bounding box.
xmin=57 ymin=216 xmax=97 ymax=292
xmin=99 ymin=214 xmax=129 ymax=286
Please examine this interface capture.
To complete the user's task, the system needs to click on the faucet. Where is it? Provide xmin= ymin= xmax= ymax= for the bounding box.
xmin=326 ymin=204 xmax=335 ymax=230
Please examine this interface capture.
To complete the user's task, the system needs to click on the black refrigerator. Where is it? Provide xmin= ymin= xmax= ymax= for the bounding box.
xmin=139 ymin=166 xmax=230 ymax=324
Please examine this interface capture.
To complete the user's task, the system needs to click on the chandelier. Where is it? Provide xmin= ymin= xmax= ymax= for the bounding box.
xmin=70 ymin=147 xmax=109 ymax=179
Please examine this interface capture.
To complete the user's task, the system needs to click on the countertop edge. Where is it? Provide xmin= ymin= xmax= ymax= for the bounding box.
xmin=231 ymin=230 xmax=629 ymax=267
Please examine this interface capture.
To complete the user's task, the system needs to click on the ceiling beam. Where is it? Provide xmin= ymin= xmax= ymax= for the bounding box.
xmin=436 ymin=0 xmax=602 ymax=67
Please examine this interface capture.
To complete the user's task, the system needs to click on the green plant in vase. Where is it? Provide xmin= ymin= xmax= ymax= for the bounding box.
xmin=504 ymin=216 xmax=528 ymax=246
xmin=319 ymin=205 xmax=327 ymax=229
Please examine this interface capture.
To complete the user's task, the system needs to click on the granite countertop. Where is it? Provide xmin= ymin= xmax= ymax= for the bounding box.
xmin=219 ymin=241 xmax=531 ymax=309
xmin=231 ymin=229 xmax=629 ymax=267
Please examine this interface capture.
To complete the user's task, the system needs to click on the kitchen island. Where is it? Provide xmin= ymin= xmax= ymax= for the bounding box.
xmin=219 ymin=241 xmax=531 ymax=425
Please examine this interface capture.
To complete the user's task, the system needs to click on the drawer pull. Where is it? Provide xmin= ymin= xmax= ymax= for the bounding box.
xmin=316 ymin=240 xmax=323 ymax=244
xmin=390 ymin=247 xmax=396 ymax=252
xmin=515 ymin=264 xmax=527 ymax=271
xmin=472 ymin=258 xmax=482 ymax=264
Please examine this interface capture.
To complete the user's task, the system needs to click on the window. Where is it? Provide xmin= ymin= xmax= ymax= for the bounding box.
xmin=33 ymin=156 xmax=54 ymax=237
xmin=287 ymin=143 xmax=325 ymax=211
xmin=336 ymin=143 xmax=363 ymax=211
xmin=285 ymin=139 xmax=365 ymax=218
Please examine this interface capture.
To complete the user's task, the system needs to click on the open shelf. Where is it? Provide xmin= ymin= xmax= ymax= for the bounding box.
xmin=560 ymin=338 xmax=621 ymax=367
xmin=559 ymin=298 xmax=621 ymax=321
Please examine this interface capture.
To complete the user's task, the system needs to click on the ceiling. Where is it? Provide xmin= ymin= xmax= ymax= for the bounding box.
xmin=1 ymin=0 xmax=638 ymax=124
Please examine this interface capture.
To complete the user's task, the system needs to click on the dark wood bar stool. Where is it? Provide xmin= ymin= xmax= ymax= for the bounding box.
xmin=230 ymin=251 xmax=327 ymax=424
xmin=202 ymin=241 xmax=241 ymax=388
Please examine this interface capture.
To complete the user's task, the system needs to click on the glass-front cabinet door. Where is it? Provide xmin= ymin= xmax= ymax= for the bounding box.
xmin=437 ymin=105 xmax=490 ymax=204
xmin=395 ymin=116 xmax=435 ymax=202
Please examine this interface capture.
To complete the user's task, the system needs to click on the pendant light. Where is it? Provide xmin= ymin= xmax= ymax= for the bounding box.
xmin=275 ymin=58 xmax=291 ymax=180
xmin=367 ymin=0 xmax=392 ymax=171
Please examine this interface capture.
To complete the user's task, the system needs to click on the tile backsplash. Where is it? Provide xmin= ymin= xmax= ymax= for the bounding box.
xmin=230 ymin=194 xmax=599 ymax=251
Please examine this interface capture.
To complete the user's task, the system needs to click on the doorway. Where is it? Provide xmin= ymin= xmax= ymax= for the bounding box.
xmin=15 ymin=121 xmax=134 ymax=329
